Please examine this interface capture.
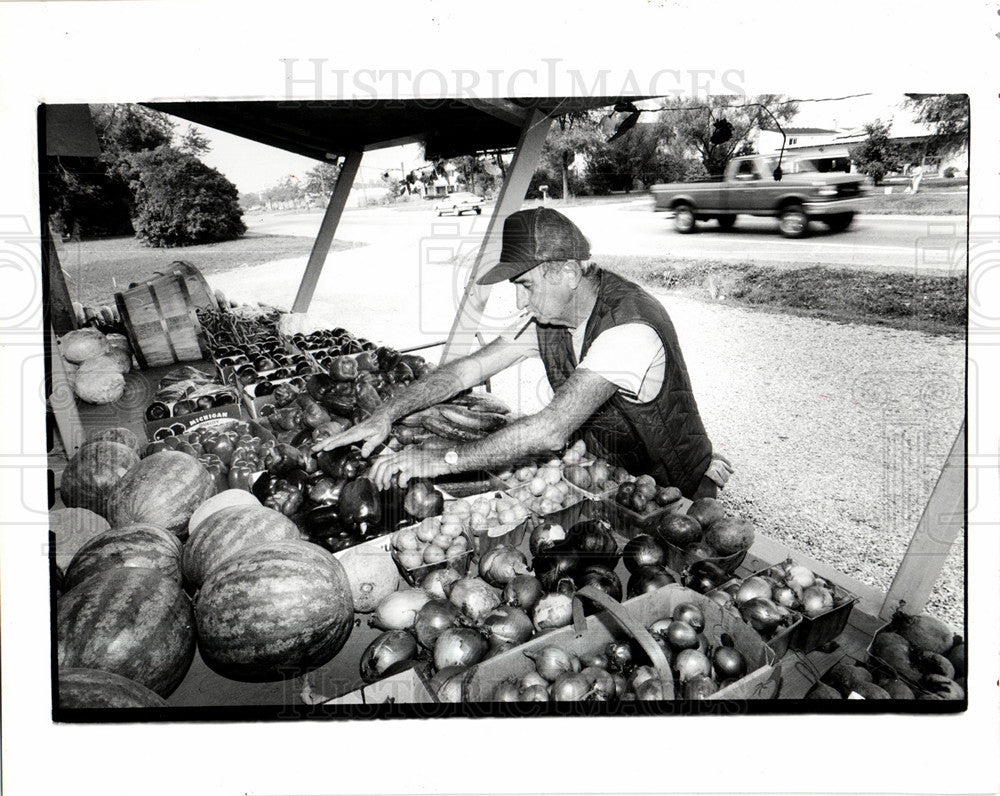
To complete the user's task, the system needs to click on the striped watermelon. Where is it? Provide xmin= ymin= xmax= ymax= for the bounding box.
xmin=195 ymin=540 xmax=355 ymax=682
xmin=86 ymin=427 xmax=143 ymax=456
xmin=58 ymin=567 xmax=196 ymax=697
xmin=64 ymin=524 xmax=183 ymax=592
xmin=58 ymin=667 xmax=168 ymax=709
xmin=60 ymin=440 xmax=140 ymax=518
xmin=106 ymin=451 xmax=216 ymax=537
xmin=182 ymin=505 xmax=301 ymax=589
xmin=187 ymin=488 xmax=260 ymax=537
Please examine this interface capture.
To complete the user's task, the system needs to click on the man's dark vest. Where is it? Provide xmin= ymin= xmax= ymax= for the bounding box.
xmin=536 ymin=270 xmax=713 ymax=498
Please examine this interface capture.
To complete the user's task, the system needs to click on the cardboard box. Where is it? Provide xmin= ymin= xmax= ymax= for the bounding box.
xmin=144 ymin=402 xmax=243 ymax=440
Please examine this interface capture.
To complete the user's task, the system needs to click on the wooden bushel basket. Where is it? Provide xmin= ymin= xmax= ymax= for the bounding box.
xmin=114 ymin=261 xmax=217 ymax=369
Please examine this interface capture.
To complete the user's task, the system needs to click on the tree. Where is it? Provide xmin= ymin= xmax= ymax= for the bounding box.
xmin=544 ymin=112 xmax=604 ymax=199
xmin=178 ymin=125 xmax=211 ymax=156
xmin=304 ymin=161 xmax=341 ymax=197
xmin=849 ymin=120 xmax=904 ymax=186
xmin=129 ymin=145 xmax=246 ymax=247
xmin=658 ymin=94 xmax=799 ymax=176
xmin=904 ymin=93 xmax=969 ymax=157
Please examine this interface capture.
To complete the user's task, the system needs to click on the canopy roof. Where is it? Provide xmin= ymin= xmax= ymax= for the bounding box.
xmin=145 ymin=97 xmax=650 ymax=161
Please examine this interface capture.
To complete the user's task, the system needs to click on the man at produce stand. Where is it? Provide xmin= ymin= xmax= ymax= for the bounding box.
xmin=314 ymin=207 xmax=732 ymax=499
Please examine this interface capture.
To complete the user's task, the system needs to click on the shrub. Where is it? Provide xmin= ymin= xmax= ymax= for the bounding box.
xmin=942 ymin=166 xmax=957 ymax=178
xmin=129 ymin=146 xmax=246 ymax=247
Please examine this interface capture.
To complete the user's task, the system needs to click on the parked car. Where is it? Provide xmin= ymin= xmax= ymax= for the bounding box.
xmin=649 ymin=156 xmax=868 ymax=238
xmin=433 ymin=192 xmax=484 ymax=216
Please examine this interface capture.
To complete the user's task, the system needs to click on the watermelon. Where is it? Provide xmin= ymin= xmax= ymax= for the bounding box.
xmin=106 ymin=451 xmax=216 ymax=537
xmin=187 ymin=488 xmax=260 ymax=538
xmin=182 ymin=505 xmax=301 ymax=589
xmin=87 ymin=427 xmax=143 ymax=456
xmin=64 ymin=524 xmax=183 ymax=592
xmin=60 ymin=441 xmax=140 ymax=518
xmin=58 ymin=567 xmax=196 ymax=697
xmin=58 ymin=667 xmax=168 ymax=709
xmin=50 ymin=507 xmax=110 ymax=570
xmin=195 ymin=540 xmax=355 ymax=682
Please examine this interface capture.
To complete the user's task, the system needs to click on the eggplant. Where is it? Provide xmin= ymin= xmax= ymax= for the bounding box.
xmin=339 ymin=477 xmax=382 ymax=526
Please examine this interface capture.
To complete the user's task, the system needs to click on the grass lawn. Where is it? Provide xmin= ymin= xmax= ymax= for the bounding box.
xmin=861 ymin=187 xmax=967 ymax=215
xmin=56 ymin=232 xmax=364 ymax=307
xmin=606 ymin=255 xmax=967 ymax=338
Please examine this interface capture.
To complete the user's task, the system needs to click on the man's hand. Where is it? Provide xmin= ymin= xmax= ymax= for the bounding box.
xmin=311 ymin=414 xmax=391 ymax=457
xmin=368 ymin=448 xmax=451 ymax=490
xmin=706 ymin=450 xmax=735 ymax=489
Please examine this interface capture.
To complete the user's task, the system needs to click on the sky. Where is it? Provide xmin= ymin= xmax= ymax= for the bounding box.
xmin=175 ymin=92 xmax=917 ymax=196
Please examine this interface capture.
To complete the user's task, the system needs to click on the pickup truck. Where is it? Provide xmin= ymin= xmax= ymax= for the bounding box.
xmin=649 ymin=156 xmax=867 ymax=238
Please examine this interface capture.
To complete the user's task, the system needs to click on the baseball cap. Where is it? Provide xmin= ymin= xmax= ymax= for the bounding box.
xmin=476 ymin=207 xmax=591 ymax=285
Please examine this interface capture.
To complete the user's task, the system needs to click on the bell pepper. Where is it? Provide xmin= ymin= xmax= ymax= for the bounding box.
xmin=297 ymin=394 xmax=332 ymax=429
xmin=203 ymin=436 xmax=235 ymax=467
xmin=272 ymin=382 xmax=299 ymax=408
xmin=355 ymin=350 xmax=379 ymax=373
xmin=305 ymin=373 xmax=336 ymax=403
xmin=389 ymin=361 xmax=414 ymax=385
xmin=270 ymin=406 xmax=303 ymax=432
xmin=304 ymin=503 xmax=344 ymax=538
xmin=263 ymin=477 xmax=305 ymax=516
xmin=324 ymin=395 xmax=357 ymax=418
xmin=228 ymin=462 xmax=256 ymax=491
xmin=198 ymin=454 xmax=229 ymax=494
xmin=341 ymin=339 xmax=363 ymax=355
xmin=375 ymin=346 xmax=401 ymax=372
xmin=144 ymin=440 xmax=169 ymax=457
xmin=338 ymin=477 xmax=382 ymax=526
xmin=298 ymin=445 xmax=320 ymax=475
xmin=263 ymin=442 xmax=308 ymax=474
xmin=251 ymin=471 xmax=278 ymax=502
xmin=308 ymin=476 xmax=345 ymax=507
xmin=328 ymin=355 xmax=359 ymax=381
xmin=355 ymin=381 xmax=383 ymax=414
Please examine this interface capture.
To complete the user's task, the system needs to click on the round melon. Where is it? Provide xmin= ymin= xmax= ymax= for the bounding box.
xmin=187 ymin=489 xmax=260 ymax=538
xmin=58 ymin=567 xmax=196 ymax=697
xmin=704 ymin=517 xmax=755 ymax=556
xmin=58 ymin=667 xmax=168 ymax=709
xmin=182 ymin=505 xmax=301 ymax=589
xmin=106 ymin=451 xmax=216 ymax=538
xmin=58 ymin=328 xmax=109 ymax=364
xmin=195 ymin=539 xmax=355 ymax=682
xmin=687 ymin=497 xmax=727 ymax=529
xmin=50 ymin=507 xmax=111 ymax=570
xmin=87 ymin=427 xmax=143 ymax=456
xmin=60 ymin=440 xmax=140 ymax=518
xmin=334 ymin=543 xmax=402 ymax=613
xmin=64 ymin=524 xmax=182 ymax=592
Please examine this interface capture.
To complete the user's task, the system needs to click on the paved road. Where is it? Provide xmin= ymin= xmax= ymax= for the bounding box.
xmin=249 ymin=199 xmax=967 ymax=277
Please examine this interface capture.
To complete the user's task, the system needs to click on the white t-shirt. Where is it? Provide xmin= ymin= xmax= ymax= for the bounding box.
xmin=501 ymin=318 xmax=666 ymax=403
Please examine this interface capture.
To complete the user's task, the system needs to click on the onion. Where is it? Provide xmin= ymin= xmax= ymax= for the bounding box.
xmin=550 ymin=671 xmax=592 ymax=702
xmin=665 ymin=620 xmax=699 ymax=651
xmin=479 ymin=544 xmax=530 ymax=587
xmin=772 ymin=585 xmax=799 ymax=609
xmin=785 ymin=564 xmax=815 ymax=590
xmin=626 ymin=565 xmax=676 ymax=599
xmin=483 ymin=605 xmax=534 ymax=647
xmin=648 ymin=618 xmax=671 ymax=636
xmin=372 ymin=589 xmax=432 ymax=630
xmin=627 ymin=665 xmax=659 ymax=693
xmin=706 ymin=590 xmax=732 ymax=609
xmin=433 ymin=627 xmax=488 ymax=670
xmin=525 ymin=645 xmax=574 ymax=682
xmin=520 ymin=684 xmax=549 ymax=702
xmin=491 ymin=679 xmax=521 ymax=702
xmin=712 ymin=646 xmax=746 ymax=680
xmin=577 ymin=649 xmax=609 ymax=670
xmin=682 ymin=674 xmax=718 ymax=699
xmin=529 ymin=522 xmax=566 ymax=557
xmin=605 ymin=640 xmax=634 ymax=673
xmin=735 ymin=576 xmax=772 ymax=605
xmin=532 ymin=592 xmax=574 ymax=631
xmin=612 ymin=673 xmax=628 ymax=699
xmin=634 ymin=678 xmax=665 ymax=701
xmin=359 ymin=630 xmax=419 ymax=682
xmin=801 ymin=587 xmax=827 ymax=617
xmin=519 ymin=671 xmax=548 ymax=691
xmin=420 ymin=568 xmax=462 ymax=599
xmin=674 ymin=649 xmax=712 ymax=682
xmin=414 ymin=598 xmax=463 ymax=649
xmin=429 ymin=666 xmax=467 ymax=703
xmin=581 ymin=667 xmax=617 ymax=701
xmin=503 ymin=574 xmax=545 ymax=612
xmin=575 ymin=564 xmax=623 ymax=603
xmin=671 ymin=602 xmax=706 ymax=632
xmin=739 ymin=597 xmax=786 ymax=634
xmin=622 ymin=534 xmax=667 ymax=574
xmin=449 ymin=577 xmax=502 ymax=622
